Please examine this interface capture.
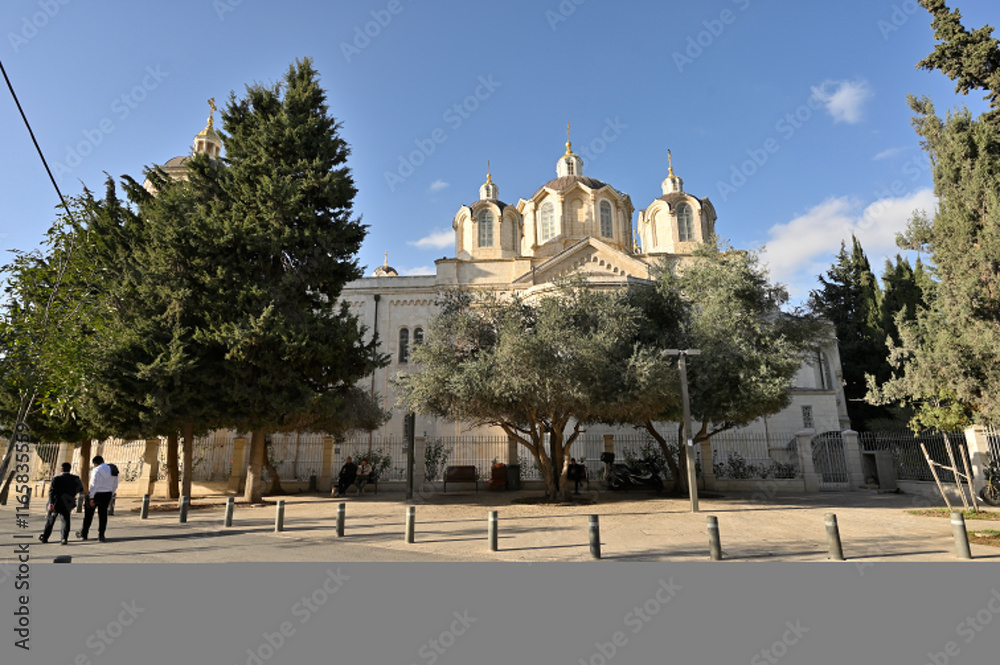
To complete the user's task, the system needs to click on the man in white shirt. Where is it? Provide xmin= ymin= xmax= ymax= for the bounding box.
xmin=77 ymin=455 xmax=119 ymax=542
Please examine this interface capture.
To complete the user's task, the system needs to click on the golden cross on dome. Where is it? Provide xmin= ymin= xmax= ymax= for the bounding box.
xmin=384 ymin=251 xmax=389 ymax=267
xmin=668 ymin=149 xmax=674 ymax=177
xmin=486 ymin=160 xmax=492 ymax=184
xmin=207 ymin=98 xmax=217 ymax=129
xmin=564 ymin=122 xmax=573 ymax=156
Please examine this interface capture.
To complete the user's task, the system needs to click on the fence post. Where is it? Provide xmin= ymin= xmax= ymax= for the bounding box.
xmin=842 ymin=430 xmax=865 ymax=490
xmin=964 ymin=426 xmax=991 ymax=494
xmin=228 ymin=437 xmax=248 ymax=494
xmin=795 ymin=429 xmax=820 ymax=492
xmin=699 ymin=440 xmax=716 ymax=491
xmin=321 ymin=437 xmax=336 ymax=493
xmin=603 ymin=434 xmax=615 ymax=456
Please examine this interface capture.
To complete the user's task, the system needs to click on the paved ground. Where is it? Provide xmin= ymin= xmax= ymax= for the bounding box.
xmin=4 ymin=487 xmax=1000 ymax=563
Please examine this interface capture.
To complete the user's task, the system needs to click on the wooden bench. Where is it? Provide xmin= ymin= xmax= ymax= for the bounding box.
xmin=443 ymin=466 xmax=478 ymax=493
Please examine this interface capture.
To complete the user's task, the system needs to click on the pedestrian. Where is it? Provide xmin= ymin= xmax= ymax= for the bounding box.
xmin=332 ymin=456 xmax=358 ymax=498
xmin=39 ymin=462 xmax=83 ymax=545
xmin=77 ymin=455 xmax=119 ymax=542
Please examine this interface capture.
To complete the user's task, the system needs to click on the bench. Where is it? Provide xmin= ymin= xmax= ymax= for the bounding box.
xmin=443 ymin=466 xmax=478 ymax=493
xmin=352 ymin=468 xmax=380 ymax=495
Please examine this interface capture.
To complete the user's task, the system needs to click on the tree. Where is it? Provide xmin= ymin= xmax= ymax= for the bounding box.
xmin=396 ymin=286 xmax=644 ymax=501
xmin=869 ymin=1 xmax=1000 ymax=428
xmin=809 ymin=235 xmax=889 ymax=429
xmin=618 ymin=242 xmax=822 ymax=491
xmin=880 ymin=255 xmax=932 ymax=347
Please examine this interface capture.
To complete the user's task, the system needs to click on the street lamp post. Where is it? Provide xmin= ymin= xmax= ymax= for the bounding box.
xmin=665 ymin=349 xmax=701 ymax=513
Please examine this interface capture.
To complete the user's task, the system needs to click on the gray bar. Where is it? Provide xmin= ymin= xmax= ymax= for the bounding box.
xmin=825 ymin=513 xmax=845 ymax=561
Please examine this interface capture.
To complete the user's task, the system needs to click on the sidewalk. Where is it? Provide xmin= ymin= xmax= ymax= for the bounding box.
xmin=5 ymin=488 xmax=1000 ymax=563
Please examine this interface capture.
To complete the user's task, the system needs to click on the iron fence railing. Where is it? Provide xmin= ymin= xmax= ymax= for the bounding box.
xmin=860 ymin=431 xmax=969 ymax=483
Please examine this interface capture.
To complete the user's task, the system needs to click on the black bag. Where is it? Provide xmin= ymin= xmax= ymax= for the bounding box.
xmin=108 ymin=463 xmax=119 ymax=477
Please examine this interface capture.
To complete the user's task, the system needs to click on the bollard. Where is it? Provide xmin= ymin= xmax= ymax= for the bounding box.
xmin=108 ymin=493 xmax=115 ymax=516
xmin=951 ymin=512 xmax=973 ymax=560
xmin=179 ymin=496 xmax=189 ymax=523
xmin=488 ymin=511 xmax=498 ymax=552
xmin=405 ymin=506 xmax=415 ymax=543
xmin=76 ymin=494 xmax=84 ymax=513
xmin=825 ymin=513 xmax=845 ymax=561
xmin=589 ymin=515 xmax=601 ymax=559
xmin=275 ymin=500 xmax=285 ymax=532
xmin=224 ymin=497 xmax=234 ymax=527
xmin=24 ymin=487 xmax=31 ymax=511
xmin=337 ymin=503 xmax=345 ymax=538
xmin=140 ymin=494 xmax=151 ymax=520
xmin=707 ymin=515 xmax=722 ymax=561
xmin=53 ymin=555 xmax=72 ymax=563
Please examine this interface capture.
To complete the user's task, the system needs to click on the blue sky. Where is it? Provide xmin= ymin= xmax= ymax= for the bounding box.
xmin=1 ymin=0 xmax=996 ymax=304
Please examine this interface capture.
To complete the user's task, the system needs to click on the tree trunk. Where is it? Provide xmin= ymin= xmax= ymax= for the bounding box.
xmin=263 ymin=436 xmax=286 ymax=495
xmin=244 ymin=431 xmax=266 ymax=503
xmin=181 ymin=424 xmax=194 ymax=500
xmin=166 ymin=432 xmax=180 ymax=499
xmin=79 ymin=438 xmax=92 ymax=494
xmin=645 ymin=420 xmax=683 ymax=493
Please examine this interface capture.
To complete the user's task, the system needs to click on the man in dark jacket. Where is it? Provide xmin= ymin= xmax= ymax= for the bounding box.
xmin=332 ymin=456 xmax=358 ymax=497
xmin=39 ymin=463 xmax=83 ymax=545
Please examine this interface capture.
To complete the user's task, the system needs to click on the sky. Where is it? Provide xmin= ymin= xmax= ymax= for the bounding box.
xmin=1 ymin=0 xmax=996 ymax=305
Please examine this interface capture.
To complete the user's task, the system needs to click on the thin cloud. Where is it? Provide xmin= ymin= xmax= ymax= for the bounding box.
xmin=409 ymin=229 xmax=453 ymax=250
xmin=873 ymin=147 xmax=904 ymax=161
xmin=401 ymin=265 xmax=436 ymax=276
xmin=811 ymin=79 xmax=873 ymax=124
xmin=761 ymin=188 xmax=937 ymax=303
xmin=429 ymin=180 xmax=450 ymax=193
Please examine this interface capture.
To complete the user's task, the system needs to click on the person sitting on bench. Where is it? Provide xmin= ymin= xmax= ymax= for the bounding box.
xmin=332 ymin=457 xmax=358 ymax=498
xmin=355 ymin=458 xmax=373 ymax=494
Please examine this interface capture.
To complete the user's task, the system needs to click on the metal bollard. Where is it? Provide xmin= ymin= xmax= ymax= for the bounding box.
xmin=140 ymin=494 xmax=151 ymax=520
xmin=108 ymin=493 xmax=115 ymax=516
xmin=53 ymin=555 xmax=72 ymax=563
xmin=951 ymin=512 xmax=973 ymax=560
xmin=337 ymin=503 xmax=345 ymax=538
xmin=825 ymin=513 xmax=845 ymax=561
xmin=76 ymin=494 xmax=84 ymax=513
xmin=275 ymin=500 xmax=285 ymax=532
xmin=488 ymin=511 xmax=498 ymax=552
xmin=224 ymin=497 xmax=234 ymax=527
xmin=405 ymin=506 xmax=415 ymax=543
xmin=707 ymin=515 xmax=722 ymax=561
xmin=24 ymin=487 xmax=31 ymax=511
xmin=179 ymin=496 xmax=189 ymax=523
xmin=589 ymin=515 xmax=601 ymax=559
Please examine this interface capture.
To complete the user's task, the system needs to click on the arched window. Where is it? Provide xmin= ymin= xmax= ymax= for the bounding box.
xmin=600 ymin=201 xmax=613 ymax=238
xmin=677 ymin=203 xmax=694 ymax=242
xmin=398 ymin=328 xmax=410 ymax=364
xmin=540 ymin=202 xmax=556 ymax=243
xmin=478 ymin=209 xmax=494 ymax=248
xmin=414 ymin=327 xmax=424 ymax=347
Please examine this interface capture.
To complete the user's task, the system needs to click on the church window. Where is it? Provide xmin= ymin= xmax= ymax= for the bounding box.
xmin=399 ymin=328 xmax=410 ymax=364
xmin=600 ymin=201 xmax=613 ymax=238
xmin=414 ymin=327 xmax=424 ymax=347
xmin=677 ymin=203 xmax=694 ymax=242
xmin=565 ymin=159 xmax=575 ymax=176
xmin=478 ymin=210 xmax=494 ymax=247
xmin=540 ymin=202 xmax=556 ymax=243
xmin=801 ymin=405 xmax=814 ymax=429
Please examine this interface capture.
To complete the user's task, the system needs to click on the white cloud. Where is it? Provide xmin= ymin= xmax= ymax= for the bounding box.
xmin=429 ymin=180 xmax=450 ymax=193
xmin=811 ymin=79 xmax=873 ymax=124
xmin=873 ymin=147 xmax=904 ymax=161
xmin=761 ymin=188 xmax=937 ymax=303
xmin=401 ymin=265 xmax=436 ymax=276
xmin=408 ymin=229 xmax=453 ymax=250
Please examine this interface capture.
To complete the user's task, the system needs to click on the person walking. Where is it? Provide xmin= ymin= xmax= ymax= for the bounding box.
xmin=38 ymin=462 xmax=83 ymax=545
xmin=77 ymin=456 xmax=119 ymax=542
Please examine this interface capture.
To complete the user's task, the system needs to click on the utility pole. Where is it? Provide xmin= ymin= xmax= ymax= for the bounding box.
xmin=665 ymin=349 xmax=701 ymax=512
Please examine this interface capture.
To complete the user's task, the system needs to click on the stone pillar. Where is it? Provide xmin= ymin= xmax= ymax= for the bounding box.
xmin=603 ymin=434 xmax=615 ymax=455
xmin=414 ymin=435 xmax=427 ymax=484
xmin=964 ymin=426 xmax=991 ymax=493
xmin=321 ymin=437 xmax=336 ymax=491
xmin=795 ymin=429 xmax=820 ymax=492
xmin=699 ymin=440 xmax=716 ymax=491
xmin=507 ymin=435 xmax=519 ymax=466
xmin=842 ymin=430 xmax=865 ymax=490
xmin=139 ymin=438 xmax=160 ymax=496
xmin=228 ymin=437 xmax=248 ymax=493
xmin=57 ymin=442 xmax=74 ymax=468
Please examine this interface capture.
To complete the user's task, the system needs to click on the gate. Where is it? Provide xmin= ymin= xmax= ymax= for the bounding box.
xmin=811 ymin=431 xmax=850 ymax=490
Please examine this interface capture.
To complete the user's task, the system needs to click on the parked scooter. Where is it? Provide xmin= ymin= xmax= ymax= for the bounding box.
xmin=979 ymin=460 xmax=1000 ymax=506
xmin=600 ymin=452 xmax=664 ymax=492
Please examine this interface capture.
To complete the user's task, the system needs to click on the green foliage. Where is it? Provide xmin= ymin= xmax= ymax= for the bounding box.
xmin=423 ymin=440 xmax=451 ymax=481
xmin=712 ymin=451 xmax=797 ymax=480
xmin=868 ymin=3 xmax=1000 ymax=430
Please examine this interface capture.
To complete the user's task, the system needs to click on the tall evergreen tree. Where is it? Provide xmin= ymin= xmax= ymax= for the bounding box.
xmin=869 ymin=1 xmax=1000 ymax=430
xmin=880 ymin=255 xmax=931 ymax=346
xmin=809 ymin=235 xmax=888 ymax=429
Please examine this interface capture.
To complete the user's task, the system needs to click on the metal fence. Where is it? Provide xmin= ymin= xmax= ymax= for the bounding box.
xmin=264 ymin=432 xmax=324 ymax=482
xmin=710 ymin=430 xmax=801 ymax=480
xmin=340 ymin=437 xmax=409 ymax=482
xmin=95 ymin=438 xmax=147 ymax=482
xmin=860 ymin=430 xmax=969 ymax=483
xmin=985 ymin=426 xmax=1000 ymax=465
xmin=420 ymin=436 xmax=509 ymax=482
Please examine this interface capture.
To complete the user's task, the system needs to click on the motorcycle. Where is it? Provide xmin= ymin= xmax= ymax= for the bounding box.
xmin=979 ymin=460 xmax=1000 ymax=506
xmin=600 ymin=452 xmax=664 ymax=492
